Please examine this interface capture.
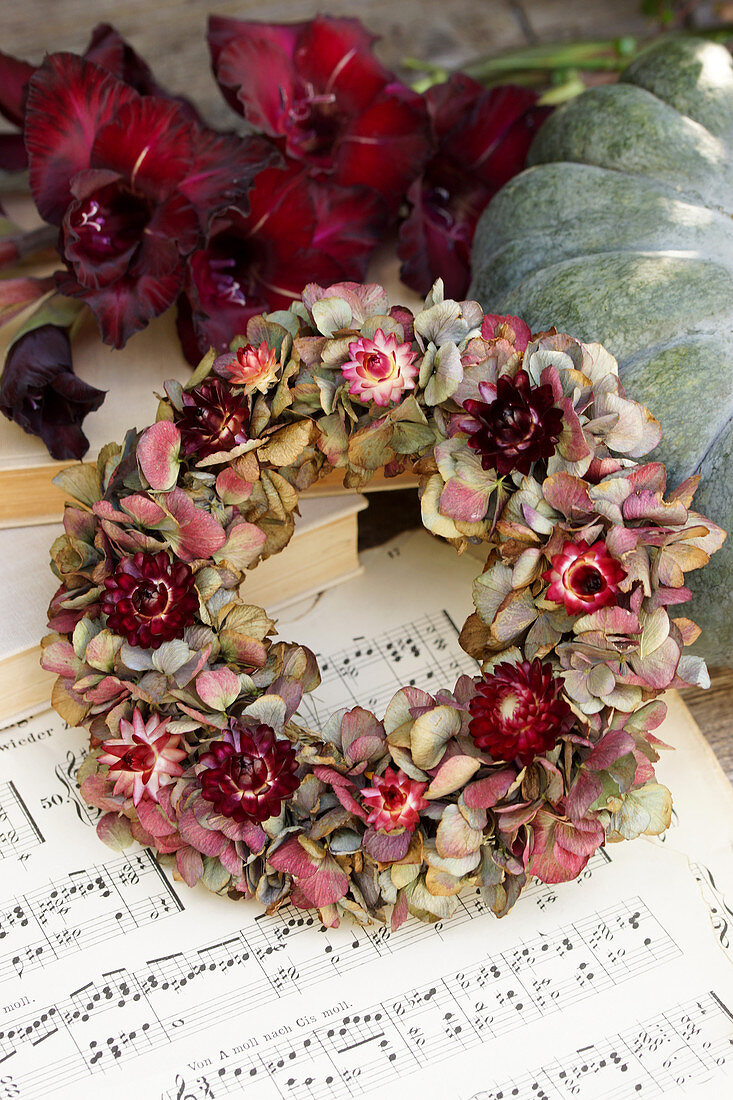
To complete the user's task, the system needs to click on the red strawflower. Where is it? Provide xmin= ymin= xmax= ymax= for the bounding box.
xmin=463 ymin=370 xmax=563 ymax=476
xmin=101 ymin=550 xmax=199 ymax=649
xmin=199 ymin=722 xmax=299 ymax=824
xmin=543 ymin=539 xmax=627 ymax=615
xmin=176 ymin=379 xmax=250 ymax=460
xmin=99 ymin=707 xmax=187 ymax=805
xmin=469 ymin=660 xmax=574 ymax=766
xmin=361 ymin=767 xmax=428 ymax=833
xmin=24 ymin=52 xmax=275 ymax=348
xmin=398 ymin=74 xmax=550 ymax=298
xmin=208 ymin=14 xmax=429 ymax=214
xmin=177 ymin=163 xmax=384 ymax=360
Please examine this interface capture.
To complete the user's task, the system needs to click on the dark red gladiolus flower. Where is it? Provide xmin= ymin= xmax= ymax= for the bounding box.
xmin=469 ymin=660 xmax=574 ymax=765
xmin=24 ymin=52 xmax=276 ymax=348
xmin=208 ymin=14 xmax=430 ymax=214
xmin=398 ymin=74 xmax=550 ymax=298
xmin=178 ymin=163 xmax=384 ymax=360
xmin=0 ymin=48 xmax=34 ymax=171
xmin=0 ymin=25 xmax=200 ymax=175
xmin=83 ymin=23 xmax=201 ymax=121
xmin=101 ymin=549 xmax=199 ymax=649
xmin=543 ymin=540 xmax=627 ymax=616
xmin=0 ymin=323 xmax=104 ymax=459
xmin=176 ymin=378 xmax=250 ymax=460
xmin=199 ymin=722 xmax=299 ymax=824
xmin=463 ymin=370 xmax=563 ymax=476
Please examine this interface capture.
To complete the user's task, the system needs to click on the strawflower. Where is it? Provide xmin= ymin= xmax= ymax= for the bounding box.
xmin=464 ymin=370 xmax=564 ymax=476
xmin=543 ymin=539 xmax=626 ymax=615
xmin=101 ymin=550 xmax=199 ymax=648
xmin=469 ymin=660 xmax=575 ymax=765
xmin=199 ymin=722 xmax=300 ymax=824
xmin=342 ymin=329 xmax=419 ymax=406
xmin=177 ymin=379 xmax=250 ymax=460
xmin=99 ymin=707 xmax=187 ymax=805
xmin=361 ymin=767 xmax=429 ymax=833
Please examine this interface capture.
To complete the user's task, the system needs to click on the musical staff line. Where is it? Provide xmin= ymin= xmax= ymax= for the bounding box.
xmin=0 ymin=895 xmax=680 ymax=1098
xmin=0 ymin=851 xmax=183 ymax=983
xmin=159 ymin=989 xmax=733 ymax=1100
xmin=0 ymin=782 xmax=44 ymax=863
xmin=297 ymin=610 xmax=478 ymax=727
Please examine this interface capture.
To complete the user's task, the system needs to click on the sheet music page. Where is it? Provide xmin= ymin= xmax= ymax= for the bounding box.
xmin=1 ymin=530 xmax=732 ymax=1100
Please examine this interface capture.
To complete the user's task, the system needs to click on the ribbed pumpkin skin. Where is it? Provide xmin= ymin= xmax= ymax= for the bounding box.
xmin=470 ymin=38 xmax=733 ymax=666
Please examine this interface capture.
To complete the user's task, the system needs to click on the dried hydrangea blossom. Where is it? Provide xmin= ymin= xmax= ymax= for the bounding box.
xmin=43 ymin=279 xmax=725 ymax=929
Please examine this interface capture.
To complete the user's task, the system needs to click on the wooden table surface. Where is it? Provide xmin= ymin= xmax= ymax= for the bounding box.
xmin=4 ymin=2 xmax=732 ymax=776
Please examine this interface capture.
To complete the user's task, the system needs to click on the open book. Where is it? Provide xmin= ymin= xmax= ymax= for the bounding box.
xmin=0 ymin=530 xmax=731 ymax=1099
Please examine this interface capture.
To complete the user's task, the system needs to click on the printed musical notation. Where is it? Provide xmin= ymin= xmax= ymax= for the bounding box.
xmin=164 ymin=992 xmax=733 ymax=1100
xmin=0 ymin=782 xmax=43 ymax=863
xmin=692 ymin=862 xmax=733 ymax=962
xmin=0 ymin=895 xmax=680 ymax=1099
xmin=0 ymin=850 xmax=183 ymax=984
xmin=297 ymin=611 xmax=477 ymax=727
xmin=466 ymin=992 xmax=733 ymax=1100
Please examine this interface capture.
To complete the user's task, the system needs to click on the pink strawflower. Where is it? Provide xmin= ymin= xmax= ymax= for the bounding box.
xmin=215 ymin=340 xmax=279 ymax=393
xmin=341 ymin=329 xmax=418 ymax=406
xmin=543 ymin=539 xmax=626 ymax=615
xmin=99 ymin=707 xmax=187 ymax=805
xmin=361 ymin=766 xmax=428 ymax=833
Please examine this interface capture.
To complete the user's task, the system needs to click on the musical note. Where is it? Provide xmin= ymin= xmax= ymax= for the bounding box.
xmin=0 ymin=851 xmax=183 ymax=985
xmin=0 ymin=783 xmax=43 ymax=863
xmin=297 ymin=611 xmax=478 ymax=727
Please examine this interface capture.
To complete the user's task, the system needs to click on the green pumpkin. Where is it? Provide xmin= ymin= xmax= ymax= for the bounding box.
xmin=470 ymin=36 xmax=733 ymax=666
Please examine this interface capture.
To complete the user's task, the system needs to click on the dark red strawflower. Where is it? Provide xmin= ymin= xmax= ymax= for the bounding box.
xmin=398 ymin=74 xmax=550 ymax=298
xmin=543 ymin=539 xmax=627 ymax=616
xmin=469 ymin=660 xmax=574 ymax=766
xmin=101 ymin=550 xmax=198 ymax=649
xmin=463 ymin=370 xmax=563 ymax=476
xmin=208 ymin=14 xmax=429 ymax=214
xmin=176 ymin=378 xmax=250 ymax=460
xmin=199 ymin=722 xmax=299 ymax=824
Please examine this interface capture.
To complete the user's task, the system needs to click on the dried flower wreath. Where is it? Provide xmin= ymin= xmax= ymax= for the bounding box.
xmin=42 ymin=280 xmax=725 ymax=929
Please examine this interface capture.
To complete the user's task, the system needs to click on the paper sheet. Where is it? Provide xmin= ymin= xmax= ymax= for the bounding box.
xmin=0 ymin=530 xmax=731 ymax=1100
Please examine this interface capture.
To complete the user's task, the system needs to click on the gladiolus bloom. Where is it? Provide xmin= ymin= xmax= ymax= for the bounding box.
xmin=99 ymin=708 xmax=187 ymax=805
xmin=469 ymin=660 xmax=574 ymax=765
xmin=361 ymin=767 xmax=428 ymax=833
xmin=543 ymin=539 xmax=627 ymax=615
xmin=398 ymin=74 xmax=549 ymax=298
xmin=342 ymin=329 xmax=418 ymax=406
xmin=0 ymin=322 xmax=104 ymax=459
xmin=178 ymin=164 xmax=384 ymax=361
xmin=24 ymin=52 xmax=275 ymax=348
xmin=208 ymin=14 xmax=429 ymax=213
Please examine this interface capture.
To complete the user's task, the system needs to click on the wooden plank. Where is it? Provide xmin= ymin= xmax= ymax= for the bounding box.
xmin=680 ymin=668 xmax=733 ymax=785
xmin=1 ymin=0 xmax=648 ymax=124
